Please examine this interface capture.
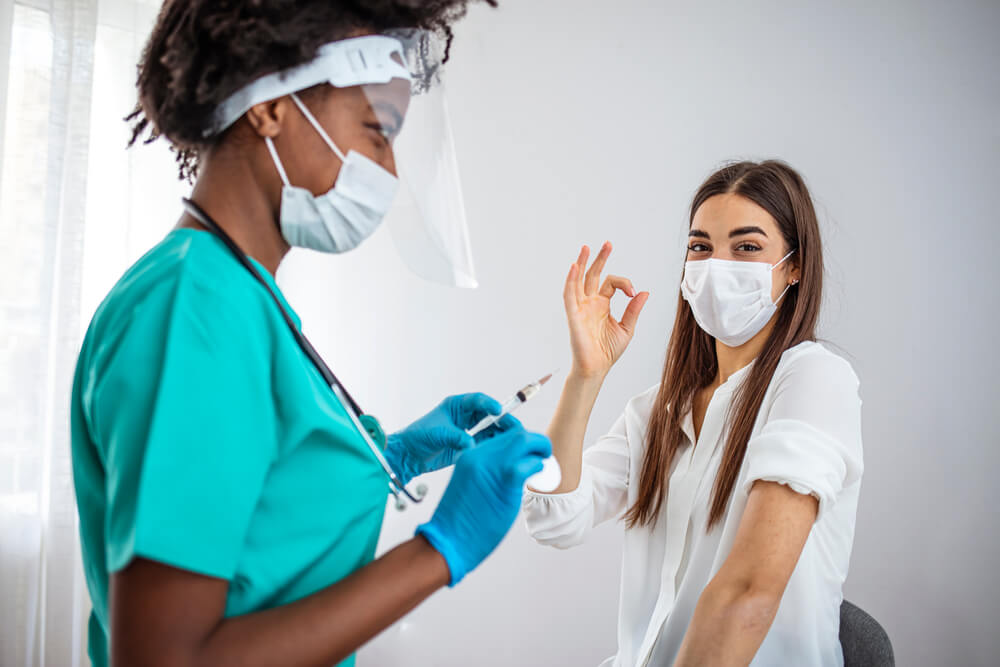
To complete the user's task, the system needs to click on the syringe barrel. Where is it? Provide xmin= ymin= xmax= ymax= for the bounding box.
xmin=515 ymin=382 xmax=541 ymax=403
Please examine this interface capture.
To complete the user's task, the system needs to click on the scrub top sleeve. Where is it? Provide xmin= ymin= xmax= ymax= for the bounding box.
xmin=94 ymin=276 xmax=278 ymax=580
xmin=743 ymin=352 xmax=864 ymax=519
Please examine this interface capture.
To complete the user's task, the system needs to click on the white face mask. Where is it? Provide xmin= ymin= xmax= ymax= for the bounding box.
xmin=680 ymin=249 xmax=797 ymax=347
xmin=264 ymin=93 xmax=399 ymax=253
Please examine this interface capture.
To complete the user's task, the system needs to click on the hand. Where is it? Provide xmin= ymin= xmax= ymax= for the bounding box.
xmin=563 ymin=241 xmax=649 ymax=379
xmin=384 ymin=393 xmax=519 ymax=485
xmin=416 ymin=425 xmax=552 ymax=585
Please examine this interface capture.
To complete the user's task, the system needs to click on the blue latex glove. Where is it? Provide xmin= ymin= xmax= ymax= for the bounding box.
xmin=416 ymin=424 xmax=552 ymax=586
xmin=384 ymin=393 xmax=519 ymax=485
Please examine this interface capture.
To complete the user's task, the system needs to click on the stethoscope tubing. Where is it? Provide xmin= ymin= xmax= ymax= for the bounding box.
xmin=180 ymin=198 xmax=425 ymax=507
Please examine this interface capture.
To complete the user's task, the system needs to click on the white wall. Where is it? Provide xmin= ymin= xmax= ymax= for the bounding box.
xmin=278 ymin=1 xmax=1000 ymax=665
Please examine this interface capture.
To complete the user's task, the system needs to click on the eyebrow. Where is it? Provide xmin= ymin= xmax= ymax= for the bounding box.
xmin=729 ymin=226 xmax=768 ymax=238
xmin=687 ymin=226 xmax=768 ymax=239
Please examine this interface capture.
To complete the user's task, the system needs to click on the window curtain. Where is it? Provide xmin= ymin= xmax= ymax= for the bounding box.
xmin=0 ymin=1 xmax=184 ymax=665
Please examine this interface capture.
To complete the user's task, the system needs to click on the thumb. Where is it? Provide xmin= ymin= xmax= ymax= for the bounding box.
xmin=514 ymin=455 xmax=545 ymax=483
xmin=619 ymin=291 xmax=650 ymax=334
xmin=449 ymin=428 xmax=476 ymax=451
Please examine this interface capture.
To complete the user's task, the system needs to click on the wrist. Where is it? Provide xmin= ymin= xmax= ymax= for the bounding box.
xmin=415 ymin=522 xmax=465 ymax=587
xmin=411 ymin=534 xmax=452 ymax=589
xmin=567 ymin=366 xmax=608 ymax=388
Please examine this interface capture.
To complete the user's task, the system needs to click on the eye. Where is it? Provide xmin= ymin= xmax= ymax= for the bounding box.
xmin=735 ymin=241 xmax=762 ymax=252
xmin=687 ymin=243 xmax=711 ymax=253
xmin=365 ymin=123 xmax=395 ymax=146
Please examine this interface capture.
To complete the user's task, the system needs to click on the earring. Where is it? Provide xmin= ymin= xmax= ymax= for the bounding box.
xmin=791 ymin=279 xmax=800 ymax=285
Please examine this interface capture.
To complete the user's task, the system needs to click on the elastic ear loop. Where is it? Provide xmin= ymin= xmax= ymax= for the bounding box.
xmin=264 ymin=136 xmax=291 ymax=187
xmin=290 ymin=92 xmax=348 ymax=162
xmin=772 ymin=248 xmax=799 ymax=305
xmin=771 ymin=248 xmax=796 ymax=270
xmin=774 ymin=282 xmax=793 ymax=305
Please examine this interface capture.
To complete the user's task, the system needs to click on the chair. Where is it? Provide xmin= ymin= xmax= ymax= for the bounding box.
xmin=840 ymin=599 xmax=894 ymax=666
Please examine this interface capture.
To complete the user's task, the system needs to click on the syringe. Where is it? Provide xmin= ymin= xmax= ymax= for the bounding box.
xmin=466 ymin=372 xmax=563 ymax=492
xmin=466 ymin=373 xmax=554 ymax=437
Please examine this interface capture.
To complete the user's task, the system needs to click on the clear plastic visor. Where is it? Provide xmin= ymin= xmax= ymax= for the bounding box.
xmin=358 ymin=28 xmax=476 ymax=288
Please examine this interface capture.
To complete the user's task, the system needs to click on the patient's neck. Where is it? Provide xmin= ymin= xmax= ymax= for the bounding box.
xmin=714 ymin=318 xmax=777 ymax=385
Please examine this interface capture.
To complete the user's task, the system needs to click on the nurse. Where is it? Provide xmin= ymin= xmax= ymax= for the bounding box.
xmin=70 ymin=2 xmax=549 ymax=666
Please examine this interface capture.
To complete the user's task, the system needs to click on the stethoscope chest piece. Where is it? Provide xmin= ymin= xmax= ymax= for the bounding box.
xmin=358 ymin=414 xmax=386 ymax=450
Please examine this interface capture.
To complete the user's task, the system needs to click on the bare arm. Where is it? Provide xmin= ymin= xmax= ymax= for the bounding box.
xmin=672 ymin=480 xmax=818 ymax=666
xmin=543 ymin=370 xmax=605 ymax=492
xmin=111 ymin=536 xmax=448 ymax=667
xmin=534 ymin=242 xmax=648 ymax=494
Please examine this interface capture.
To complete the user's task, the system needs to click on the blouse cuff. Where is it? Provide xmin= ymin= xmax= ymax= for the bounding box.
xmin=522 ymin=466 xmax=595 ymax=548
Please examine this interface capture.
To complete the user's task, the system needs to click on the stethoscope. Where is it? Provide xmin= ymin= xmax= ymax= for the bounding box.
xmin=181 ymin=198 xmax=427 ymax=510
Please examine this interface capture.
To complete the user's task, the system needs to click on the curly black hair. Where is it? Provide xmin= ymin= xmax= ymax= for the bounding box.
xmin=127 ymin=0 xmax=496 ymax=181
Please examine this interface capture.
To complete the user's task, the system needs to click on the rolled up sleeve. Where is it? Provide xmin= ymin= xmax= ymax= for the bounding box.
xmin=524 ymin=411 xmax=631 ymax=549
xmin=742 ymin=352 xmax=864 ymax=519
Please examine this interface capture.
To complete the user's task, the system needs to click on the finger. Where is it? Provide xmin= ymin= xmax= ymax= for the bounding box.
xmin=473 ymin=412 xmax=523 ymax=442
xmin=505 ymin=433 xmax=552 ymax=485
xmin=451 ymin=432 xmax=476 ymax=451
xmin=620 ymin=291 xmax=650 ymax=334
xmin=584 ymin=241 xmax=612 ymax=295
xmin=563 ymin=263 xmax=580 ymax=314
xmin=493 ymin=412 xmax=522 ymax=432
xmin=508 ymin=431 xmax=553 ymax=461
xmin=461 ymin=392 xmax=504 ymax=421
xmin=574 ymin=245 xmax=589 ymax=304
xmin=481 ymin=411 xmax=524 ymax=432
xmin=598 ymin=274 xmax=636 ymax=299
xmin=455 ymin=394 xmax=508 ymax=443
xmin=511 ymin=456 xmax=545 ymax=485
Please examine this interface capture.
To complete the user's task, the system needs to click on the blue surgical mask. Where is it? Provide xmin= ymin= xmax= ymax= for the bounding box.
xmin=264 ymin=93 xmax=399 ymax=253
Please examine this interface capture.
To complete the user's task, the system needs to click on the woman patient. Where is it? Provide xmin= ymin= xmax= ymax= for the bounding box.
xmin=525 ymin=160 xmax=863 ymax=666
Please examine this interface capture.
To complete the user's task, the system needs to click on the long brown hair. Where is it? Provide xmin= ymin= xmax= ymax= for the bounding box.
xmin=623 ymin=160 xmax=824 ymax=531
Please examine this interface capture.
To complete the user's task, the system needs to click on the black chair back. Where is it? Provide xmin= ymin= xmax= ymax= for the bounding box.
xmin=840 ymin=599 xmax=894 ymax=667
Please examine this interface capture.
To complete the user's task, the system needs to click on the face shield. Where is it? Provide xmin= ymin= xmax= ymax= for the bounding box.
xmin=206 ymin=31 xmax=476 ymax=289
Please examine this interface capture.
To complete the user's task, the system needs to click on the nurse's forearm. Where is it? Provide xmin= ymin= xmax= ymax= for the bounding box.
xmin=538 ymin=369 xmax=604 ymax=493
xmin=204 ymin=536 xmax=448 ymax=666
xmin=111 ymin=537 xmax=449 ymax=667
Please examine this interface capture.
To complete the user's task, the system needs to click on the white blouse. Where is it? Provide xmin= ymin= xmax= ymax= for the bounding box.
xmin=523 ymin=341 xmax=864 ymax=667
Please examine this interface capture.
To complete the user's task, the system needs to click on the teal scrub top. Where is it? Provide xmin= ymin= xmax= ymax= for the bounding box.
xmin=70 ymin=228 xmax=388 ymax=667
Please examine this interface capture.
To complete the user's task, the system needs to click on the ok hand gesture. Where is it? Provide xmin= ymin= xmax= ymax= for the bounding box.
xmin=563 ymin=242 xmax=650 ymax=380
